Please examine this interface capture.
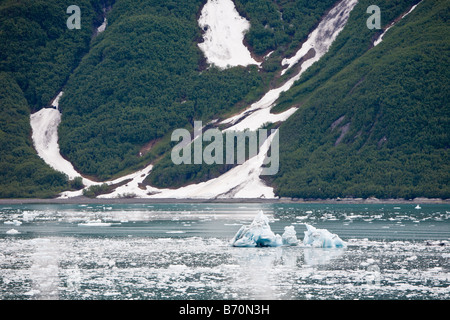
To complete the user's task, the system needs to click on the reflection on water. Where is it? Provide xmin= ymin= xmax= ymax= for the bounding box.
xmin=0 ymin=203 xmax=449 ymax=300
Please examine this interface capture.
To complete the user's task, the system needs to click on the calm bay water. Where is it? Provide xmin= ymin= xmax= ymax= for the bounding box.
xmin=0 ymin=202 xmax=449 ymax=300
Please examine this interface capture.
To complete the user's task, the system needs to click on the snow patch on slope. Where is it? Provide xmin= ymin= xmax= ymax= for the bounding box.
xmin=281 ymin=0 xmax=358 ymax=75
xmin=98 ymin=132 xmax=277 ymax=199
xmin=221 ymin=0 xmax=358 ymax=132
xmin=374 ymin=1 xmax=422 ymax=46
xmin=198 ymin=0 xmax=260 ymax=69
xmin=30 ymin=92 xmax=93 ymax=184
xmin=97 ymin=18 xmax=107 ymax=33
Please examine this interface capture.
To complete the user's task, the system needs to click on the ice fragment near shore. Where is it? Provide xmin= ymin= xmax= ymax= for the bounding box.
xmin=230 ymin=211 xmax=282 ymax=247
xmin=303 ymin=224 xmax=346 ymax=248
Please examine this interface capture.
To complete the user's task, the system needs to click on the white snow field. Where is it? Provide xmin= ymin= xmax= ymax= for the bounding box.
xmin=98 ymin=130 xmax=278 ymax=199
xmin=97 ymin=17 xmax=107 ymax=33
xmin=198 ymin=0 xmax=260 ymax=69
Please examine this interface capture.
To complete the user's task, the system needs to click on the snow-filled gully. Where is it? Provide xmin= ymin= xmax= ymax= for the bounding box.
xmin=373 ymin=1 xmax=422 ymax=46
xmin=31 ymin=0 xmax=358 ymax=199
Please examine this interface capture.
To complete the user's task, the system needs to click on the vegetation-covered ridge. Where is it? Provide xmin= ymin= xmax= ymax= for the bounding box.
xmin=0 ymin=0 xmax=103 ymax=198
xmin=270 ymin=0 xmax=450 ymax=199
xmin=58 ymin=0 xmax=263 ymax=180
xmin=148 ymin=0 xmax=450 ymax=201
xmin=0 ymin=0 xmax=448 ymax=199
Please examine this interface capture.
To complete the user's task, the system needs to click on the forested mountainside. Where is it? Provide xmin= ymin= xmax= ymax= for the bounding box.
xmin=0 ymin=0 xmax=448 ymax=199
xmin=146 ymin=0 xmax=450 ymax=199
xmin=271 ymin=0 xmax=449 ymax=199
xmin=0 ymin=0 xmax=102 ymax=197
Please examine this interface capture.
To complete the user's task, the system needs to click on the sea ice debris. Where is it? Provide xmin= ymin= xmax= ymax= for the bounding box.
xmin=303 ymin=224 xmax=346 ymax=248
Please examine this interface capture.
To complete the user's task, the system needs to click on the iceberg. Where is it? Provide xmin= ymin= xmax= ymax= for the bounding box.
xmin=303 ymin=224 xmax=346 ymax=248
xmin=230 ymin=212 xmax=346 ymax=248
xmin=282 ymin=226 xmax=299 ymax=246
xmin=230 ymin=211 xmax=282 ymax=247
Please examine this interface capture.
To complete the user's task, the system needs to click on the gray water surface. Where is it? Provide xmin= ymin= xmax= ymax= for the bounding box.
xmin=0 ymin=203 xmax=449 ymax=300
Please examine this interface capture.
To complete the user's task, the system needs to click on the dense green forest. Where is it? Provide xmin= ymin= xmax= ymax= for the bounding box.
xmin=0 ymin=0 xmax=448 ymax=199
xmin=270 ymin=0 xmax=450 ymax=199
xmin=0 ymin=73 xmax=69 ymax=198
xmin=0 ymin=0 xmax=103 ymax=197
xmin=58 ymin=0 xmax=263 ymax=180
xmin=57 ymin=0 xmax=343 ymax=180
xmin=147 ymin=0 xmax=449 ymax=200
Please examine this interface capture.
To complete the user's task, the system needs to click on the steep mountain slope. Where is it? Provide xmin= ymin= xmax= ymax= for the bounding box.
xmin=0 ymin=0 xmax=448 ymax=199
xmin=146 ymin=0 xmax=449 ymax=201
xmin=146 ymin=0 xmax=358 ymax=190
xmin=0 ymin=73 xmax=69 ymax=197
xmin=57 ymin=0 xmax=263 ymax=180
xmin=271 ymin=0 xmax=450 ymax=199
xmin=57 ymin=0 xmax=344 ymax=181
xmin=0 ymin=0 xmax=102 ymax=197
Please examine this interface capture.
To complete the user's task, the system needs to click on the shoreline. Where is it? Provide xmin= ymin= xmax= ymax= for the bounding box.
xmin=0 ymin=196 xmax=448 ymax=205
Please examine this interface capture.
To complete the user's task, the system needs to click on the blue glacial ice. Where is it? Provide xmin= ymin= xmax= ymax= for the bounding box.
xmin=303 ymin=224 xmax=346 ymax=248
xmin=230 ymin=211 xmax=345 ymax=248
xmin=230 ymin=211 xmax=283 ymax=247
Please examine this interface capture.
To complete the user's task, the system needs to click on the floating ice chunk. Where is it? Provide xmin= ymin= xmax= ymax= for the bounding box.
xmin=282 ymin=226 xmax=299 ymax=246
xmin=4 ymin=220 xmax=22 ymax=226
xmin=6 ymin=229 xmax=20 ymax=235
xmin=22 ymin=211 xmax=38 ymax=222
xmin=303 ymin=224 xmax=346 ymax=248
xmin=230 ymin=211 xmax=282 ymax=247
xmin=78 ymin=220 xmax=113 ymax=227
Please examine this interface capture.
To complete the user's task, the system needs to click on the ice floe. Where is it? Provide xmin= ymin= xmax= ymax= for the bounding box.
xmin=78 ymin=220 xmax=113 ymax=227
xmin=282 ymin=226 xmax=299 ymax=246
xmin=6 ymin=229 xmax=20 ymax=235
xmin=4 ymin=220 xmax=22 ymax=226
